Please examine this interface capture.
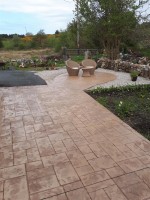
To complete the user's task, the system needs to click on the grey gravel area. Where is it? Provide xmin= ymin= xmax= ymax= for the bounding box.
xmin=37 ymin=68 xmax=66 ymax=82
xmin=90 ymin=68 xmax=150 ymax=89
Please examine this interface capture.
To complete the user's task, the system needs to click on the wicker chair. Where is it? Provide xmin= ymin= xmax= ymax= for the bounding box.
xmin=82 ymin=59 xmax=97 ymax=75
xmin=65 ymin=60 xmax=80 ymax=76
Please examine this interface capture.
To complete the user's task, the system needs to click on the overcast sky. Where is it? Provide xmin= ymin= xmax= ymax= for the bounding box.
xmin=0 ymin=0 xmax=149 ymax=35
xmin=0 ymin=0 xmax=75 ymax=35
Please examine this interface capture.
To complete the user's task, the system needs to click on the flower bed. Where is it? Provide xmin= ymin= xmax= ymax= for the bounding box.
xmin=86 ymin=84 xmax=150 ymax=140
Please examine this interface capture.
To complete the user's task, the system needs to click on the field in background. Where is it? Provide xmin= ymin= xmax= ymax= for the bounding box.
xmin=0 ymin=49 xmax=53 ymax=60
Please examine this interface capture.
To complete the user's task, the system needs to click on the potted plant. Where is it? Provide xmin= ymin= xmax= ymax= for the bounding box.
xmin=130 ymin=70 xmax=139 ymax=81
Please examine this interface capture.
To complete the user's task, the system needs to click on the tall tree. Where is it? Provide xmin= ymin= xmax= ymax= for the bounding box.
xmin=77 ymin=0 xmax=149 ymax=59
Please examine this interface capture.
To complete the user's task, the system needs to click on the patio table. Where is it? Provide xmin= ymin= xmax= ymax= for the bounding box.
xmin=82 ymin=66 xmax=94 ymax=77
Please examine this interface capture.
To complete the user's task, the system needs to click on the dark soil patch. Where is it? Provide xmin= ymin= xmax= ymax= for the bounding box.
xmin=86 ymin=84 xmax=150 ymax=140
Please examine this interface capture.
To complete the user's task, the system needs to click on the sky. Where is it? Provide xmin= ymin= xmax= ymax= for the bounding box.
xmin=0 ymin=0 xmax=75 ymax=35
xmin=0 ymin=0 xmax=149 ymax=35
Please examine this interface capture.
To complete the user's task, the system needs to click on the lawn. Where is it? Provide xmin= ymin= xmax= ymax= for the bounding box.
xmin=86 ymin=84 xmax=150 ymax=140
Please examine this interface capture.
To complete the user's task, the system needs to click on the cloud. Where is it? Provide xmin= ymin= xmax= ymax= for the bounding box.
xmin=0 ymin=0 xmax=75 ymax=14
xmin=1 ymin=0 xmax=148 ymax=34
xmin=0 ymin=0 xmax=75 ymax=34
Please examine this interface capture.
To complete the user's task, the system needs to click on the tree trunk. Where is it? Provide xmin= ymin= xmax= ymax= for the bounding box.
xmin=103 ymin=37 xmax=120 ymax=60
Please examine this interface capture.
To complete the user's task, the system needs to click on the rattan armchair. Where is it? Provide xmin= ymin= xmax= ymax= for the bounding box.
xmin=82 ymin=59 xmax=97 ymax=75
xmin=65 ymin=60 xmax=80 ymax=76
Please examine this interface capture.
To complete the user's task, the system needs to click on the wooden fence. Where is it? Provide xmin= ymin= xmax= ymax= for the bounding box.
xmin=66 ymin=49 xmax=99 ymax=56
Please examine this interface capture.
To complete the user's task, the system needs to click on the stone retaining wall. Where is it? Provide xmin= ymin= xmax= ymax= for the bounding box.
xmin=97 ymin=58 xmax=150 ymax=79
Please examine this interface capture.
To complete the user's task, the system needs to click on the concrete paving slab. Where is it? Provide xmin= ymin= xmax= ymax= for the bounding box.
xmin=0 ymin=69 xmax=150 ymax=200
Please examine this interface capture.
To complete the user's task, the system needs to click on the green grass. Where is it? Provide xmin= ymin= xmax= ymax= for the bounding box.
xmin=71 ymin=55 xmax=85 ymax=63
xmin=140 ymin=48 xmax=150 ymax=58
xmin=71 ymin=54 xmax=103 ymax=63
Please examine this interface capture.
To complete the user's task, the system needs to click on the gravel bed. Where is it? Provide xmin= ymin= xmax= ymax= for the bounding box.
xmin=91 ymin=68 xmax=150 ymax=89
xmin=37 ymin=68 xmax=66 ymax=82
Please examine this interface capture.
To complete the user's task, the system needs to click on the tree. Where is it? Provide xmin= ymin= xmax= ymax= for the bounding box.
xmin=26 ymin=32 xmax=33 ymax=36
xmin=135 ymin=22 xmax=150 ymax=48
xmin=57 ymin=20 xmax=79 ymax=49
xmin=33 ymin=29 xmax=47 ymax=48
xmin=55 ymin=30 xmax=60 ymax=38
xmin=77 ymin=0 xmax=149 ymax=59
xmin=55 ymin=30 xmax=60 ymax=35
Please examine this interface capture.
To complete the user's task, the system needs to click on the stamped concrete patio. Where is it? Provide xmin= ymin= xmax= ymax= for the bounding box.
xmin=0 ymin=70 xmax=150 ymax=200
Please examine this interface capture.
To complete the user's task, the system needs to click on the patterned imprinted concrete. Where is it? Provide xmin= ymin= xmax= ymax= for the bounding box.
xmin=0 ymin=70 xmax=150 ymax=200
